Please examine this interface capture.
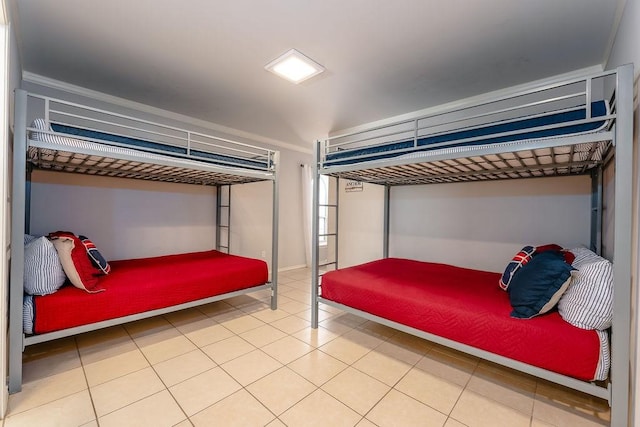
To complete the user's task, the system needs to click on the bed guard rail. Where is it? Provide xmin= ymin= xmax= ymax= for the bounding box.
xmin=25 ymin=93 xmax=278 ymax=174
xmin=319 ymin=67 xmax=619 ymax=168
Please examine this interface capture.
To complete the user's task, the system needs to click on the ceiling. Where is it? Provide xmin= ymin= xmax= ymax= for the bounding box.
xmin=12 ymin=0 xmax=623 ymax=150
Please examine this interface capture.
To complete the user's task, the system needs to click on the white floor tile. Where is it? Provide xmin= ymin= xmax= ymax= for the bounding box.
xmin=11 ymin=270 xmax=613 ymax=427
xmin=169 ymin=367 xmax=241 ymax=416
xmin=8 ymin=367 xmax=87 ymax=415
xmin=5 ymin=390 xmax=95 ymax=427
xmin=91 ymin=367 xmax=165 ymax=417
xmin=190 ymin=389 xmax=275 ymax=427
xmin=98 ymin=390 xmax=186 ymax=427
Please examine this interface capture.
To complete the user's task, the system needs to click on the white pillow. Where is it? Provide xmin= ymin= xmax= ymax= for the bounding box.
xmin=31 ymin=118 xmax=48 ymax=131
xmin=558 ymin=247 xmax=613 ymax=330
xmin=570 ymin=246 xmax=604 ymax=268
xmin=23 ymin=295 xmax=34 ymax=335
xmin=24 ymin=236 xmax=67 ymax=296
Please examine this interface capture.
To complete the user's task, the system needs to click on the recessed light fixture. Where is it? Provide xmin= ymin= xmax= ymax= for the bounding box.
xmin=265 ymin=49 xmax=325 ymax=84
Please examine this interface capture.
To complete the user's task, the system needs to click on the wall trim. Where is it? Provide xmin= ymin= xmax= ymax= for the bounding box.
xmin=22 ymin=71 xmax=313 ymax=155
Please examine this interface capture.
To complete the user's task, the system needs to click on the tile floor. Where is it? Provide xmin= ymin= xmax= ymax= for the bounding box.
xmin=5 ymin=268 xmax=610 ymax=426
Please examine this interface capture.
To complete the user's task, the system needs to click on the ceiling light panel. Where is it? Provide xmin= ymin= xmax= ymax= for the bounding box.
xmin=265 ymin=49 xmax=325 ymax=84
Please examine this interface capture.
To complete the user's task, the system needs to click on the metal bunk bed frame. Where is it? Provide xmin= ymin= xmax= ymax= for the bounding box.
xmin=311 ymin=64 xmax=633 ymax=426
xmin=9 ymin=89 xmax=280 ymax=393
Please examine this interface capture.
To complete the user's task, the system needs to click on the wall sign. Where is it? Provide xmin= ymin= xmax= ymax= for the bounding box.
xmin=345 ymin=180 xmax=363 ymax=192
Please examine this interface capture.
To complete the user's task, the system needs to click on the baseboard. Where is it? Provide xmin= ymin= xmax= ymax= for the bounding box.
xmin=278 ymin=264 xmax=308 ymax=272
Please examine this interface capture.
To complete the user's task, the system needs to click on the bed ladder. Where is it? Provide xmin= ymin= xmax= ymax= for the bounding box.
xmin=216 ymin=185 xmax=231 ymax=253
xmin=590 ymin=167 xmax=603 ymax=255
xmin=318 ymin=176 xmax=339 ymax=272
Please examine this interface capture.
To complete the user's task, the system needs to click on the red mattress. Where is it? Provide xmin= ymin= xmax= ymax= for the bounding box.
xmin=32 ymin=250 xmax=268 ymax=334
xmin=321 ymin=258 xmax=603 ymax=381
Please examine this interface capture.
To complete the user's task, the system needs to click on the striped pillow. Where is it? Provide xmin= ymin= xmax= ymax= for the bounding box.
xmin=570 ymin=246 xmax=603 ymax=267
xmin=558 ymin=247 xmax=613 ymax=330
xmin=594 ymin=330 xmax=610 ymax=381
xmin=23 ymin=295 xmax=34 ymax=335
xmin=30 ymin=118 xmax=75 ymax=146
xmin=24 ymin=236 xmax=67 ymax=296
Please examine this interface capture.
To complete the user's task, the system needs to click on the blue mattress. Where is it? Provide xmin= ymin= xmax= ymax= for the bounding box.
xmin=50 ymin=123 xmax=270 ymax=171
xmin=325 ymin=101 xmax=608 ymax=166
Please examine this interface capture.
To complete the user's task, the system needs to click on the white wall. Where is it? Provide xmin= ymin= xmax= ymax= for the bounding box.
xmin=606 ymin=0 xmax=640 ymax=78
xmin=231 ymin=149 xmax=310 ymax=271
xmin=30 ymin=171 xmax=218 ymax=261
xmin=274 ymin=149 xmax=310 ymax=269
xmin=6 ymin=13 xmax=18 ymax=127
xmin=20 ymin=79 xmax=310 ymax=270
xmin=605 ymin=0 xmax=640 ymax=423
xmin=390 ymin=175 xmax=591 ymax=273
xmin=336 ymin=175 xmax=591 ymax=274
xmin=337 ymin=181 xmax=385 ymax=268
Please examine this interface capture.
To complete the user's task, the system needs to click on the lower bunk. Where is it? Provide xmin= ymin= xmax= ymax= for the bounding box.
xmin=316 ymin=255 xmax=611 ymax=401
xmin=23 ymin=249 xmax=270 ymax=343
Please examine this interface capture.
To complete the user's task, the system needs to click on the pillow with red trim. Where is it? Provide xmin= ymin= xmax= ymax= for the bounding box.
xmin=499 ymin=244 xmax=574 ymax=291
xmin=499 ymin=246 xmax=535 ymax=291
xmin=79 ymin=235 xmax=111 ymax=274
xmin=536 ymin=244 xmax=576 ymax=265
xmin=48 ymin=231 xmax=108 ymax=293
xmin=508 ymin=250 xmax=576 ymax=319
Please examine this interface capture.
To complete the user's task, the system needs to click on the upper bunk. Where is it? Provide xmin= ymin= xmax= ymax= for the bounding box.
xmin=15 ymin=90 xmax=279 ymax=186
xmin=316 ymin=68 xmax=623 ymax=186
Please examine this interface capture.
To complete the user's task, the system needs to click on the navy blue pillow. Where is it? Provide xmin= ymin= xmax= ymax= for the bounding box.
xmin=508 ymin=251 xmax=575 ymax=319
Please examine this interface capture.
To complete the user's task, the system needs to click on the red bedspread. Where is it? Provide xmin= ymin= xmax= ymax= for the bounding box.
xmin=321 ymin=258 xmax=602 ymax=381
xmin=33 ymin=250 xmax=268 ymax=334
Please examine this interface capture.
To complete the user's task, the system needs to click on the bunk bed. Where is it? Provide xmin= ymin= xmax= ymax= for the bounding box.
xmin=311 ymin=64 xmax=633 ymax=426
xmin=9 ymin=89 xmax=281 ymax=393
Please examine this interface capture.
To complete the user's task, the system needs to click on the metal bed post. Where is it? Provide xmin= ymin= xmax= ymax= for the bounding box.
xmin=25 ymin=165 xmax=32 ymax=235
xmin=270 ymin=152 xmax=280 ymax=310
xmin=609 ymin=63 xmax=633 ymax=427
xmin=9 ymin=89 xmax=28 ymax=393
xmin=383 ymin=185 xmax=390 ymax=258
xmin=215 ymin=185 xmax=221 ymax=250
xmin=334 ymin=177 xmax=340 ymax=270
xmin=24 ymin=171 xmax=33 ymax=234
xmin=590 ymin=167 xmax=603 ymax=255
xmin=311 ymin=141 xmax=321 ymax=328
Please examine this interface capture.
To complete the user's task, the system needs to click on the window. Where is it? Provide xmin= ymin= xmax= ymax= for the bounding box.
xmin=318 ymin=175 xmax=328 ymax=246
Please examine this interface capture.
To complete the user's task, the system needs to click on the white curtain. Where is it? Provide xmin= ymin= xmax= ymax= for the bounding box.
xmin=300 ymin=164 xmax=313 ymax=267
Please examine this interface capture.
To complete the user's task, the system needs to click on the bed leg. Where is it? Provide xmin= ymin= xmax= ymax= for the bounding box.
xmin=9 ymin=89 xmax=28 ymax=394
xmin=270 ymin=153 xmax=279 ymax=310
xmin=311 ymin=141 xmax=321 ymax=328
